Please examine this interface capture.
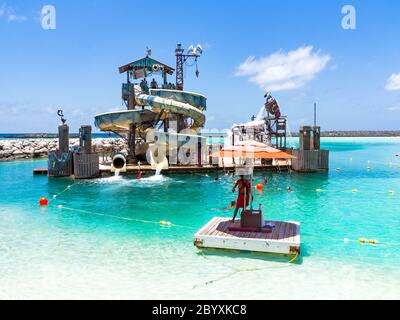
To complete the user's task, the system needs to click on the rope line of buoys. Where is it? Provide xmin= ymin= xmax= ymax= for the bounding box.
xmin=39 ymin=182 xmax=79 ymax=207
xmin=315 ymin=188 xmax=399 ymax=195
xmin=57 ymin=203 xmax=400 ymax=248
xmin=333 ymin=157 xmax=400 ymax=166
xmin=52 ymin=184 xmax=73 ymax=199
xmin=56 ymin=205 xmax=195 ymax=229
xmin=302 ymin=232 xmax=400 ymax=247
xmin=39 ymin=182 xmax=87 ymax=206
xmin=39 ymin=182 xmax=79 ymax=205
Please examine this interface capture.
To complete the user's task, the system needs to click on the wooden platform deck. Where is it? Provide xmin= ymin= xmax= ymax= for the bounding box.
xmin=194 ymin=217 xmax=300 ymax=255
xmin=33 ymin=163 xmax=288 ymax=176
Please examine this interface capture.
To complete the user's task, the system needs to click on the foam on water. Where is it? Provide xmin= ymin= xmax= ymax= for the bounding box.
xmin=136 ymin=174 xmax=170 ymax=184
xmin=92 ymin=175 xmax=125 ymax=185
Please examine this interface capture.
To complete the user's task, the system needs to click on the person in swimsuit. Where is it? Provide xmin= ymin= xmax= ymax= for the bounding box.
xmin=231 ymin=175 xmax=251 ymax=222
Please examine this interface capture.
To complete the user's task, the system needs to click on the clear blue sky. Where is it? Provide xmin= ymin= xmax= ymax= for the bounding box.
xmin=1 ymin=0 xmax=400 ymax=133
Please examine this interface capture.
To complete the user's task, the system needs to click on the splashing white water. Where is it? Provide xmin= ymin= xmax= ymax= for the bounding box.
xmin=255 ymin=105 xmax=265 ymax=121
xmin=114 ymin=169 xmax=120 ymax=177
xmin=155 ymin=159 xmax=168 ymax=176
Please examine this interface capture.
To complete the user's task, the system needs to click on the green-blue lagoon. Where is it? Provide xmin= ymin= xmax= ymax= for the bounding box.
xmin=1 ymin=137 xmax=400 ymax=299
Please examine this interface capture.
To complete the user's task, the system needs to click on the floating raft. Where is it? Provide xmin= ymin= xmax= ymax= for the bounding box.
xmin=194 ymin=217 xmax=300 ymax=255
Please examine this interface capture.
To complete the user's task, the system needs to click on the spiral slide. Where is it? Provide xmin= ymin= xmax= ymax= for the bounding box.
xmin=94 ymin=88 xmax=206 ymax=134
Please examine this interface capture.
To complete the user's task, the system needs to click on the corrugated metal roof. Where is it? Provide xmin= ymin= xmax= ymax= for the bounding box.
xmin=118 ymin=56 xmax=175 ymax=74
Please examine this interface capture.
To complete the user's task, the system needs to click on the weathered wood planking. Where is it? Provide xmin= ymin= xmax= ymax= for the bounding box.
xmin=73 ymin=153 xmax=100 ymax=179
xmin=292 ymin=149 xmax=329 ymax=172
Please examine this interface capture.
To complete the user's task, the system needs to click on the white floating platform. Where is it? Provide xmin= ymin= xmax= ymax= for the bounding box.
xmin=194 ymin=217 xmax=300 ymax=256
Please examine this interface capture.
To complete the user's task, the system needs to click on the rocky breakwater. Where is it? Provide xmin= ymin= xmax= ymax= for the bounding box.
xmin=0 ymin=138 xmax=127 ymax=162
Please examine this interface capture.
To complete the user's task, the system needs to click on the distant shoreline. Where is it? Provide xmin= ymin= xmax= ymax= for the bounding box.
xmin=0 ymin=133 xmax=116 ymax=139
xmin=1 ymin=131 xmax=400 ymax=139
xmin=291 ymin=131 xmax=400 ymax=138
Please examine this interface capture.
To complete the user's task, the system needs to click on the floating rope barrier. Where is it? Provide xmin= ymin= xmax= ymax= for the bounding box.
xmin=301 ymin=232 xmax=400 ymax=247
xmin=315 ymin=188 xmax=399 ymax=195
xmin=193 ymin=251 xmax=299 ymax=288
xmin=43 ymin=176 xmax=400 ymax=253
xmin=56 ymin=204 xmax=196 ymax=230
xmin=55 ymin=204 xmax=400 ymax=247
xmin=51 ymin=182 xmax=81 ymax=200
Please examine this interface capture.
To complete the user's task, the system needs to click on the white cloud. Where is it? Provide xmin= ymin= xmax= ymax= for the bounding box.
xmin=385 ymin=73 xmax=400 ymax=91
xmin=387 ymin=106 xmax=400 ymax=111
xmin=236 ymin=46 xmax=331 ymax=92
xmin=0 ymin=4 xmax=26 ymax=22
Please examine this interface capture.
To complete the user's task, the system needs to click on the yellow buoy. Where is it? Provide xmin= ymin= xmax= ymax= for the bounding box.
xmin=368 ymin=239 xmax=379 ymax=244
xmin=352 ymin=189 xmax=359 ymax=193
xmin=160 ymin=220 xmax=172 ymax=226
xmin=359 ymin=238 xmax=368 ymax=243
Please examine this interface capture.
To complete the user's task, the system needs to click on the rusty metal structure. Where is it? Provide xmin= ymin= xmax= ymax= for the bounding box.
xmin=232 ymin=93 xmax=288 ymax=151
xmin=175 ymin=43 xmax=202 ymax=91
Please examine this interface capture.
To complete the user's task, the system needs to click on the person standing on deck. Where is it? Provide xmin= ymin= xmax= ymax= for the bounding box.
xmin=231 ymin=175 xmax=251 ymax=222
xmin=141 ymin=78 xmax=149 ymax=93
xmin=150 ymin=78 xmax=158 ymax=89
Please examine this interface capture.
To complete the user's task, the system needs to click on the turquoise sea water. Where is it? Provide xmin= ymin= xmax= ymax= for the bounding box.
xmin=1 ymin=137 xmax=400 ymax=299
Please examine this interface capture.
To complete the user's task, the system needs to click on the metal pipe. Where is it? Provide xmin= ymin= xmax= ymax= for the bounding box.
xmin=112 ymin=153 xmax=127 ymax=171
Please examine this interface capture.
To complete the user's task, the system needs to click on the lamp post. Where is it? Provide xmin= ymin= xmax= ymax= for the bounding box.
xmin=314 ymin=102 xmax=317 ymax=127
xmin=175 ymin=43 xmax=203 ymax=91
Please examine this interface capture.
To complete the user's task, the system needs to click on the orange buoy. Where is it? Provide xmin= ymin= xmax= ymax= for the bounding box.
xmin=39 ymin=197 xmax=49 ymax=206
xmin=256 ymin=183 xmax=263 ymax=191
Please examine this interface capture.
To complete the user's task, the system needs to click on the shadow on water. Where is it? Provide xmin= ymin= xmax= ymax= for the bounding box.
xmin=196 ymin=248 xmax=303 ymax=265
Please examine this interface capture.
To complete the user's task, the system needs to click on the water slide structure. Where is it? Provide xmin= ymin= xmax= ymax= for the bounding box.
xmin=94 ymin=45 xmax=207 ymax=165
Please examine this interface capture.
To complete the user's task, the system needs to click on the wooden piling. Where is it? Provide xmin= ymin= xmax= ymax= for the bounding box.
xmin=48 ymin=152 xmax=73 ymax=177
xmin=292 ymin=149 xmax=329 ymax=172
xmin=79 ymin=125 xmax=92 ymax=153
xmin=73 ymin=153 xmax=100 ymax=179
xmin=58 ymin=124 xmax=69 ymax=153
xmin=300 ymin=126 xmax=312 ymax=150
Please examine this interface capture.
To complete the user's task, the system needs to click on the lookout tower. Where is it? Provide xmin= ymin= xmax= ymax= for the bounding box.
xmin=118 ymin=52 xmax=175 ymax=110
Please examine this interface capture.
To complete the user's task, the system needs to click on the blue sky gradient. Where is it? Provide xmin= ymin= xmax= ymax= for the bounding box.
xmin=1 ymin=0 xmax=400 ymax=132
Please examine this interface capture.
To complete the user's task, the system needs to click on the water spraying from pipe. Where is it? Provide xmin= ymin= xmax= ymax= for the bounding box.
xmin=155 ymin=163 xmax=163 ymax=176
xmin=255 ymin=105 xmax=265 ymax=121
